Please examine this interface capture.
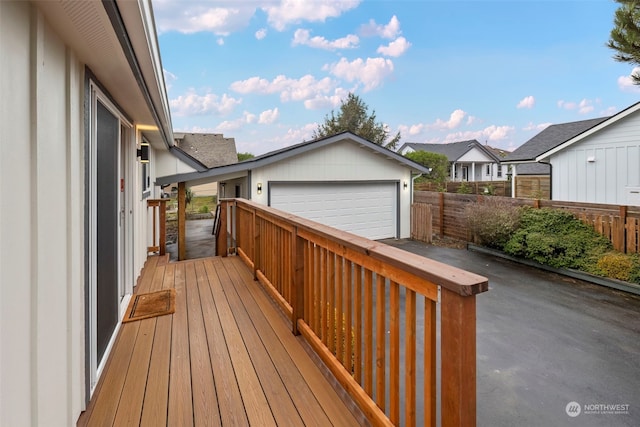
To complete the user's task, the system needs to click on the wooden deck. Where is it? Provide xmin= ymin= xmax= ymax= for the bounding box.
xmin=78 ymin=255 xmax=364 ymax=426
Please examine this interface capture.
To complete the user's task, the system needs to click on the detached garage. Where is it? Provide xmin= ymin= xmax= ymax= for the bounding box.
xmin=156 ymin=132 xmax=430 ymax=240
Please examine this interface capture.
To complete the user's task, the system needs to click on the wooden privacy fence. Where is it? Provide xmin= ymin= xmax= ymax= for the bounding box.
xmin=411 ymin=203 xmax=432 ymax=243
xmin=413 ymin=191 xmax=640 ymax=253
xmin=147 ymin=199 xmax=167 ymax=255
xmin=217 ymin=198 xmax=488 ymax=427
xmin=414 ymin=180 xmax=511 ymax=197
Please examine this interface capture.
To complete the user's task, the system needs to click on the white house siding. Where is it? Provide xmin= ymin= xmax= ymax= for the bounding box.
xmin=550 ymin=114 xmax=640 ymax=205
xmin=250 ymin=140 xmax=413 ymax=238
xmin=0 ymin=3 xmax=84 ymax=425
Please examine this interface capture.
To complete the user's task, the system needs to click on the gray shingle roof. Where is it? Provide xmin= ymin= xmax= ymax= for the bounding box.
xmin=174 ymin=133 xmax=238 ymax=168
xmin=515 ymin=162 xmax=550 ymax=175
xmin=400 ymin=140 xmax=501 ymax=163
xmin=505 ymin=117 xmax=609 ymax=162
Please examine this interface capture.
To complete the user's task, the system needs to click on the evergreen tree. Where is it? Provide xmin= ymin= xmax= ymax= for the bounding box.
xmin=312 ymin=93 xmax=401 ymax=150
xmin=608 ymin=0 xmax=640 ymax=84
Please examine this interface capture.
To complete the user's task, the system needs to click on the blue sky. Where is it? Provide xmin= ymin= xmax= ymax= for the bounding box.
xmin=153 ymin=0 xmax=640 ymax=155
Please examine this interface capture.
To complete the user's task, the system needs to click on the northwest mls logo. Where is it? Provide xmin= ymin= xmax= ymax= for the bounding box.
xmin=566 ymin=401 xmax=630 ymax=417
xmin=565 ymin=401 xmax=581 ymax=417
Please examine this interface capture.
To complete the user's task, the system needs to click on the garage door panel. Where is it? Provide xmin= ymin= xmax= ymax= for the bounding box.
xmin=270 ymin=182 xmax=397 ymax=240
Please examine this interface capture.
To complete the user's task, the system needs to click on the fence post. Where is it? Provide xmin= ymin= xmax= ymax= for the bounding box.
xmin=439 ymin=192 xmax=445 ymax=237
xmin=441 ymin=287 xmax=477 ymax=427
xmin=620 ymin=205 xmax=628 ymax=253
xmin=253 ymin=208 xmax=259 ymax=279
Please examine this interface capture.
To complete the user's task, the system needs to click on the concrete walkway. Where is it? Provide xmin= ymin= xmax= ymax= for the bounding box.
xmin=383 ymin=239 xmax=640 ymax=427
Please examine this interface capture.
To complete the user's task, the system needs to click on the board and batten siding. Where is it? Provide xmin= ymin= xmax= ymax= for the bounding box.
xmin=0 ymin=3 xmax=85 ymax=425
xmin=250 ymin=140 xmax=414 ymax=238
xmin=550 ymin=113 xmax=640 ymax=205
xmin=0 ymin=3 xmax=155 ymax=425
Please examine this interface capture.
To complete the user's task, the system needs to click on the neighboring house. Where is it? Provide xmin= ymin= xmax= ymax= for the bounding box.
xmin=157 ymin=132 xmax=431 ymax=241
xmin=164 ymin=133 xmax=238 ymax=196
xmin=504 ymin=117 xmax=609 ymax=199
xmin=0 ymin=1 xmax=196 ymax=424
xmin=398 ymin=140 xmax=508 ymax=181
xmin=536 ymin=102 xmax=640 ymax=206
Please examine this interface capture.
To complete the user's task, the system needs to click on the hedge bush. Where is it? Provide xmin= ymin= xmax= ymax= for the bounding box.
xmin=466 ymin=198 xmax=521 ymax=249
xmin=503 ymin=207 xmax=612 ymax=273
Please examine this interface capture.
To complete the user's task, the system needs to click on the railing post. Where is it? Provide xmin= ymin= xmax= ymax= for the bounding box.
xmin=620 ymin=205 xmax=628 ymax=253
xmin=253 ymin=208 xmax=259 ymax=280
xmin=159 ymin=199 xmax=167 ymax=256
xmin=178 ymin=182 xmax=186 ymax=261
xmin=291 ymin=227 xmax=305 ymax=335
xmin=217 ymin=200 xmax=228 ymax=257
xmin=441 ymin=287 xmax=476 ymax=427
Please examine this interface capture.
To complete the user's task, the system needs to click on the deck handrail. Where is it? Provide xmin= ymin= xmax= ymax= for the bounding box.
xmin=147 ymin=198 xmax=167 ymax=256
xmin=217 ymin=198 xmax=488 ymax=426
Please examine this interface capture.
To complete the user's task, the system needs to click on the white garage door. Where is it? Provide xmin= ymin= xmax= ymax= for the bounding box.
xmin=270 ymin=182 xmax=398 ymax=240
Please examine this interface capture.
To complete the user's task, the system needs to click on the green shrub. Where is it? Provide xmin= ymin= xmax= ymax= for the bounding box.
xmin=596 ymin=252 xmax=640 ymax=283
xmin=503 ymin=208 xmax=612 ymax=271
xmin=198 ymin=205 xmax=209 ymax=214
xmin=457 ymin=182 xmax=472 ymax=194
xmin=466 ymin=198 xmax=521 ymax=249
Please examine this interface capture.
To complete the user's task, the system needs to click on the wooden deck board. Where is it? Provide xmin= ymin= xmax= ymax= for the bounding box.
xmin=79 ymin=255 xmax=365 ymax=426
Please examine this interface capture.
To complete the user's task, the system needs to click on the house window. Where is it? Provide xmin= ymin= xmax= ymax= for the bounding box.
xmin=497 ymin=166 xmax=503 ymax=178
xmin=486 ymin=164 xmax=491 ymax=175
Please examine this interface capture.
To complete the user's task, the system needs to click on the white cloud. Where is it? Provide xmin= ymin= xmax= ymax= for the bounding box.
xmin=170 ymin=91 xmax=242 ymax=116
xmin=216 ymin=38 xmax=225 ymax=46
xmin=617 ymin=67 xmax=640 ymax=93
xmin=398 ymin=124 xmax=425 ymax=136
xmin=600 ymin=106 xmax=618 ymax=116
xmin=443 ymin=125 xmax=514 ymax=143
xmin=360 ymin=15 xmax=401 ymax=39
xmin=429 ymin=109 xmax=468 ymax=130
xmin=292 ymin=29 xmax=359 ymax=50
xmin=557 ymin=98 xmax=595 ymax=114
xmin=216 ymin=111 xmax=257 ymax=132
xmin=259 ymin=108 xmax=280 ymax=124
xmin=255 ymin=28 xmax=267 ymax=40
xmin=230 ymin=74 xmax=337 ymax=104
xmin=466 ymin=115 xmax=479 ymax=125
xmin=153 ymin=1 xmax=257 ymax=35
xmin=517 ymin=95 xmax=535 ymax=109
xmin=163 ymin=68 xmax=177 ymax=91
xmin=263 ymin=0 xmax=360 ymax=31
xmin=377 ymin=37 xmax=411 ymax=57
xmin=523 ymin=122 xmax=552 ymax=131
xmin=303 ymin=87 xmax=351 ymax=110
xmin=325 ymin=57 xmax=394 ymax=92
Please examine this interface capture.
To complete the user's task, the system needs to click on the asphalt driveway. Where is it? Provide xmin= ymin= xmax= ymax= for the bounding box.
xmin=383 ymin=239 xmax=640 ymax=427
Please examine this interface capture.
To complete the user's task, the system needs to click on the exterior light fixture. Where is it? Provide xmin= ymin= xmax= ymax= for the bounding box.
xmin=257 ymin=183 xmax=262 ymax=195
xmin=587 ymin=156 xmax=596 ymax=163
xmin=403 ymin=181 xmax=408 ymax=190
xmin=137 ymin=142 xmax=150 ymax=163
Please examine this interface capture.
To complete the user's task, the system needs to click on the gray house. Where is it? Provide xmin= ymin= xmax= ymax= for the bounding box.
xmin=399 ymin=140 xmax=507 ymax=182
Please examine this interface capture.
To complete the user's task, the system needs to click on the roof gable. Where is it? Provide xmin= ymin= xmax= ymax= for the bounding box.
xmin=505 ymin=116 xmax=609 ymax=162
xmin=400 ymin=140 xmax=501 ymax=163
xmin=156 ymin=131 xmax=430 ymax=186
xmin=174 ymin=133 xmax=238 ymax=168
xmin=536 ymin=102 xmax=640 ymax=160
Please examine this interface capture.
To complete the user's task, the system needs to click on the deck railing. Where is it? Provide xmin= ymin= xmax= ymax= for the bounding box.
xmin=147 ymin=198 xmax=167 ymax=255
xmin=217 ymin=198 xmax=488 ymax=426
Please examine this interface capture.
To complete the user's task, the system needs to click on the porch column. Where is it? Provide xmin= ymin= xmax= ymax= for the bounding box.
xmin=178 ymin=181 xmax=186 ymax=261
xmin=511 ymin=165 xmax=517 ymax=198
xmin=451 ymin=162 xmax=456 ymax=181
xmin=471 ymin=162 xmax=476 ymax=182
